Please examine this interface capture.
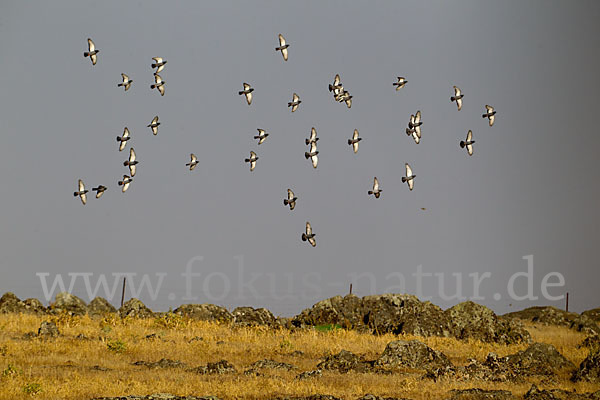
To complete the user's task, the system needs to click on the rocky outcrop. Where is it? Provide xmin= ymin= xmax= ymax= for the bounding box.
xmin=132 ymin=358 xmax=186 ymax=369
xmin=0 ymin=292 xmax=46 ymax=314
xmin=444 ymin=389 xmax=516 ymax=400
xmin=374 ymin=340 xmax=452 ymax=371
xmin=189 ymin=359 xmax=236 ymax=375
xmin=293 ymin=294 xmax=530 ymax=344
xmin=232 ymin=306 xmax=276 ymax=326
xmin=582 ymin=308 xmax=600 ymax=324
xmin=296 ymin=369 xmax=322 ymax=380
xmin=173 ymin=304 xmax=233 ymax=322
xmin=49 ymin=292 xmax=88 ymax=316
xmin=579 ymin=335 xmax=600 ymax=349
xmin=524 ymin=384 xmax=600 ymax=399
xmin=572 ymin=348 xmax=600 ymax=382
xmin=91 ymin=396 xmax=221 ymax=400
xmin=503 ymin=306 xmax=599 ymax=335
xmin=118 ymin=298 xmax=155 ymax=318
xmin=38 ymin=321 xmax=59 ymax=338
xmin=249 ymin=359 xmax=295 ymax=371
xmin=316 ymin=349 xmax=375 ymax=373
xmin=505 ymin=342 xmax=574 ymax=376
xmin=87 ymin=297 xmax=117 ymax=316
xmin=445 ymin=301 xmax=531 ymax=344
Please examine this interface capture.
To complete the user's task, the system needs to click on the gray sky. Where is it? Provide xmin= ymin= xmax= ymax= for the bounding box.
xmin=1 ymin=1 xmax=599 ymax=316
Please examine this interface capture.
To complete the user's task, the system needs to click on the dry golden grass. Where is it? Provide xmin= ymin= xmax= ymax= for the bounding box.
xmin=0 ymin=313 xmax=598 ymax=400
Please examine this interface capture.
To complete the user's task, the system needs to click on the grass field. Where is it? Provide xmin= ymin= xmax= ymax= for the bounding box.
xmin=0 ymin=313 xmax=598 ymax=399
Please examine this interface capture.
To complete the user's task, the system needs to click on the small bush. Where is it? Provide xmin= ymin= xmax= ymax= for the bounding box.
xmin=2 ymin=364 xmax=20 ymax=377
xmin=153 ymin=312 xmax=187 ymax=330
xmin=315 ymin=324 xmax=342 ymax=332
xmin=22 ymin=382 xmax=42 ymax=395
xmin=106 ymin=339 xmax=127 ymax=353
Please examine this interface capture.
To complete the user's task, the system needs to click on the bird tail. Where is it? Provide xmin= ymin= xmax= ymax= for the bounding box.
xmin=116 ymin=136 xmax=122 ymax=142
xmin=460 ymin=141 xmax=465 ymax=148
xmin=406 ymin=128 xmax=412 ymax=136
xmin=151 ymin=84 xmax=156 ymax=89
xmin=238 ymin=91 xmax=244 ymax=95
xmin=83 ymin=52 xmax=89 ymax=57
xmin=151 ymin=63 xmax=157 ymax=68
xmin=402 ymin=177 xmax=407 ymax=183
xmin=244 ymin=158 xmax=250 ymax=163
xmin=118 ymin=83 xmax=123 ymax=87
xmin=118 ymin=181 xmax=123 ymax=186
xmin=284 ymin=199 xmax=289 ymax=206
xmin=482 ymin=114 xmax=487 ymax=118
xmin=368 ymin=191 xmax=373 ymax=195
xmin=302 ymin=234 xmax=307 ymax=241
xmin=348 ymin=139 xmax=352 ymax=145
xmin=328 ymin=84 xmax=334 ymax=92
xmin=73 ymin=192 xmax=78 ymax=197
xmin=305 ymin=139 xmax=310 ymax=145
xmin=304 ymin=152 xmax=310 ymax=159
xmin=375 ymin=193 xmax=380 ymax=198
xmin=451 ymin=96 xmax=456 ymax=102
xmin=124 ymin=161 xmax=129 ymax=166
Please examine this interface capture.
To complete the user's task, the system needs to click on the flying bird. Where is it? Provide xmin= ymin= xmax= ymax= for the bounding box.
xmin=245 ymin=151 xmax=258 ymax=171
xmin=83 ymin=38 xmax=99 ymax=65
xmin=368 ymin=177 xmax=382 ymax=198
xmin=116 ymin=127 xmax=131 ymax=151
xmin=239 ymin=83 xmax=254 ymax=105
xmin=393 ymin=77 xmax=407 ymax=90
xmin=460 ymin=130 xmax=475 ymax=156
xmin=275 ymin=34 xmax=289 ymax=61
xmin=73 ymin=179 xmax=88 ymax=205
xmin=92 ymin=185 xmax=107 ymax=199
xmin=186 ymin=153 xmax=199 ymax=171
xmin=408 ymin=110 xmax=422 ymax=138
xmin=288 ymin=93 xmax=301 ymax=112
xmin=254 ymin=129 xmax=269 ymax=145
xmin=148 ymin=116 xmax=160 ymax=135
xmin=348 ymin=129 xmax=362 ymax=153
xmin=405 ymin=124 xmax=420 ymax=144
xmin=304 ymin=141 xmax=318 ymax=168
xmin=118 ymin=175 xmax=133 ymax=192
xmin=301 ymin=222 xmax=316 ymax=247
xmin=118 ymin=73 xmax=133 ymax=91
xmin=123 ymin=147 xmax=138 ymax=177
xmin=402 ymin=163 xmax=416 ymax=191
xmin=340 ymin=92 xmax=353 ymax=108
xmin=151 ymin=57 xmax=167 ymax=73
xmin=329 ymin=74 xmax=343 ymax=94
xmin=305 ymin=127 xmax=319 ymax=145
xmin=451 ymin=86 xmax=464 ymax=110
xmin=482 ymin=105 xmax=496 ymax=126
xmin=150 ymin=74 xmax=165 ymax=96
xmin=283 ymin=189 xmax=297 ymax=210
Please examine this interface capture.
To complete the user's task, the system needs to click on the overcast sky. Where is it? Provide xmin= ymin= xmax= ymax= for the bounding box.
xmin=0 ymin=1 xmax=599 ymax=316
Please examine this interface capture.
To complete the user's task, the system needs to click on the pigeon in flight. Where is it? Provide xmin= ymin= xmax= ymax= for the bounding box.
xmin=482 ymin=105 xmax=496 ymax=126
xmin=254 ymin=129 xmax=269 ymax=145
xmin=186 ymin=153 xmax=199 ymax=171
xmin=92 ymin=185 xmax=107 ymax=199
xmin=402 ymin=163 xmax=416 ymax=191
xmin=283 ymin=189 xmax=297 ymax=210
xmin=151 ymin=74 xmax=165 ymax=96
xmin=341 ymin=92 xmax=353 ymax=108
xmin=451 ymin=86 xmax=464 ymax=110
xmin=460 ymin=130 xmax=475 ymax=156
xmin=393 ymin=77 xmax=407 ymax=90
xmin=118 ymin=73 xmax=133 ymax=91
xmin=368 ymin=177 xmax=382 ymax=198
xmin=275 ymin=34 xmax=289 ymax=61
xmin=151 ymin=57 xmax=167 ymax=73
xmin=305 ymin=127 xmax=319 ymax=145
xmin=123 ymin=148 xmax=138 ymax=177
xmin=116 ymin=127 xmax=131 ymax=151
xmin=329 ymin=74 xmax=343 ymax=94
xmin=408 ymin=110 xmax=422 ymax=139
xmin=74 ymin=179 xmax=88 ymax=205
xmin=301 ymin=222 xmax=316 ymax=247
xmin=118 ymin=175 xmax=133 ymax=193
xmin=245 ymin=151 xmax=258 ymax=171
xmin=239 ymin=83 xmax=254 ymax=105
xmin=406 ymin=124 xmax=420 ymax=144
xmin=148 ymin=116 xmax=160 ymax=135
xmin=305 ymin=142 xmax=319 ymax=169
xmin=288 ymin=93 xmax=301 ymax=112
xmin=348 ymin=129 xmax=362 ymax=153
xmin=83 ymin=38 xmax=99 ymax=65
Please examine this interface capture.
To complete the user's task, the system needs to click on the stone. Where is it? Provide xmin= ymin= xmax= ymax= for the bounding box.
xmin=189 ymin=359 xmax=236 ymax=375
xmin=232 ymin=306 xmax=276 ymax=326
xmin=316 ymin=349 xmax=374 ymax=373
xmin=173 ymin=304 xmax=233 ymax=322
xmin=49 ymin=292 xmax=87 ymax=316
xmin=38 ymin=321 xmax=59 ymax=338
xmin=118 ymin=298 xmax=155 ymax=318
xmin=87 ymin=297 xmax=117 ymax=316
xmin=572 ymin=348 xmax=600 ymax=383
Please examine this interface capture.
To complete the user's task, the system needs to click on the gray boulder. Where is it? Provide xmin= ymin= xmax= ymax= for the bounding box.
xmin=88 ymin=297 xmax=117 ymax=316
xmin=49 ymin=292 xmax=87 ymax=316
xmin=375 ymin=339 xmax=452 ymax=372
xmin=232 ymin=306 xmax=276 ymax=326
xmin=445 ymin=389 xmax=516 ymax=400
xmin=316 ymin=349 xmax=374 ymax=373
xmin=173 ymin=304 xmax=232 ymax=322
xmin=0 ymin=292 xmax=46 ymax=314
xmin=118 ymin=298 xmax=155 ymax=318
xmin=38 ymin=321 xmax=59 ymax=338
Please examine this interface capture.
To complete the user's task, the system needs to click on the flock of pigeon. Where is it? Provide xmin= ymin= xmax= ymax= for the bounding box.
xmin=75 ymin=35 xmax=497 ymax=248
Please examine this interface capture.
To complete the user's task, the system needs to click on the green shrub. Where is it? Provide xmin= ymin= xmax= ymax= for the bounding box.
xmin=106 ymin=339 xmax=127 ymax=353
xmin=22 ymin=382 xmax=42 ymax=395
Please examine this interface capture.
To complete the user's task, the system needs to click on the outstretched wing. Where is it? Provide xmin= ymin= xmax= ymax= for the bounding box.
xmin=293 ymin=93 xmax=299 ymax=102
xmin=129 ymin=148 xmax=136 ymax=162
xmin=405 ymin=163 xmax=413 ymax=177
xmin=373 ymin=177 xmax=379 ymax=192
xmin=466 ymin=130 xmax=472 ymax=142
xmin=78 ymin=179 xmax=85 ymax=193
xmin=88 ymin=38 xmax=95 ymax=52
xmin=288 ymin=189 xmax=295 ymax=200
xmin=123 ymin=127 xmax=130 ymax=139
xmin=454 ymin=86 xmax=461 ymax=97
xmin=306 ymin=222 xmax=312 ymax=236
xmin=152 ymin=57 xmax=163 ymax=64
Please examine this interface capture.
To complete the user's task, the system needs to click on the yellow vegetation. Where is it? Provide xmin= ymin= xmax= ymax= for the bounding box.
xmin=0 ymin=313 xmax=598 ymax=399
